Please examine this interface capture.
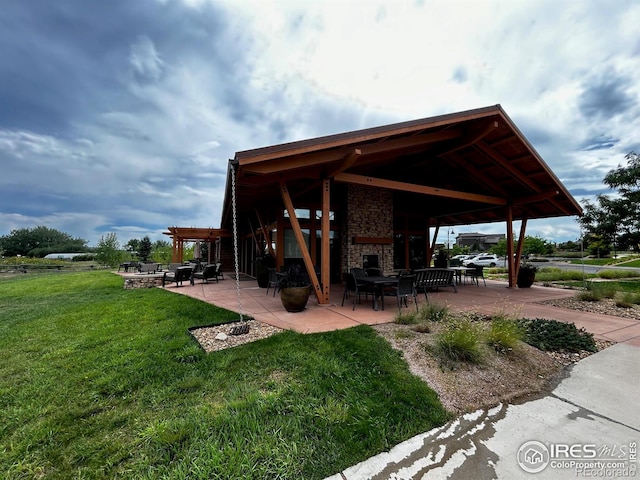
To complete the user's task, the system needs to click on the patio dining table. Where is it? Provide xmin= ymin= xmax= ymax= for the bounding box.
xmin=360 ymin=276 xmax=399 ymax=311
xmin=448 ymin=266 xmax=476 ymax=284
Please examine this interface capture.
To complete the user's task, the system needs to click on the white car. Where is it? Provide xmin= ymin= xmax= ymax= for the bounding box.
xmin=462 ymin=254 xmax=500 ymax=267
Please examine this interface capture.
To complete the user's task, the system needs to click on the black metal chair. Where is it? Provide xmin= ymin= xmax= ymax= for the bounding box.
xmin=341 ymin=272 xmax=370 ymax=310
xmin=465 ymin=265 xmax=486 ymax=286
xmin=266 ymin=268 xmax=283 ymax=296
xmin=390 ymin=274 xmax=418 ymax=311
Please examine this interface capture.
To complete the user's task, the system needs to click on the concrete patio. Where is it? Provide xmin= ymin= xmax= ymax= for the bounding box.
xmin=151 ymin=274 xmax=640 ymax=346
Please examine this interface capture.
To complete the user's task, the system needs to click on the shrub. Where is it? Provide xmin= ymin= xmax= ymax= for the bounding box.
xmin=414 ymin=322 xmax=431 ymax=333
xmin=394 ymin=310 xmax=419 ymax=325
xmin=517 ymin=318 xmax=597 ymax=353
xmin=434 ymin=320 xmax=483 ymax=363
xmin=417 ymin=302 xmax=449 ymax=323
xmin=615 ymin=292 xmax=640 ymax=308
xmin=485 ymin=318 xmax=523 ymax=353
xmin=576 ymin=288 xmax=601 ymax=302
xmin=598 ymin=269 xmax=638 ymax=279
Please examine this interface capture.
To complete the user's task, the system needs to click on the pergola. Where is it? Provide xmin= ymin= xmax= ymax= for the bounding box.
xmin=215 ymin=104 xmax=582 ymax=303
xmin=163 ymin=226 xmax=231 ymax=263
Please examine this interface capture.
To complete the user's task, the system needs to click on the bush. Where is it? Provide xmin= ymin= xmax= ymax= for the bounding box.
xmin=615 ymin=292 xmax=640 ymax=308
xmin=485 ymin=318 xmax=523 ymax=353
xmin=417 ymin=302 xmax=449 ymax=323
xmin=598 ymin=269 xmax=638 ymax=279
xmin=434 ymin=319 xmax=483 ymax=363
xmin=394 ymin=310 xmax=419 ymax=325
xmin=517 ymin=318 xmax=597 ymax=353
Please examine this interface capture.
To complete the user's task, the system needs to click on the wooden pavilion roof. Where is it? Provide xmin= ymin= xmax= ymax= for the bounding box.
xmin=222 ymin=104 xmax=582 ymax=229
xmin=163 ymin=226 xmax=230 ymax=241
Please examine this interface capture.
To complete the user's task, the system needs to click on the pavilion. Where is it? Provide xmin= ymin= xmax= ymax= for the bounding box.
xmin=166 ymin=104 xmax=582 ymax=303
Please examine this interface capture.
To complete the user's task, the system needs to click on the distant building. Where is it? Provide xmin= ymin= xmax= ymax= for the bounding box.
xmin=43 ymin=253 xmax=84 ymax=260
xmin=455 ymin=232 xmax=505 ymax=251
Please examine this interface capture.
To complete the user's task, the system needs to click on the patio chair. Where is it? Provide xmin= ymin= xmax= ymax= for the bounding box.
xmin=162 ymin=266 xmax=193 ymax=287
xmin=389 ymin=274 xmax=418 ymax=311
xmin=341 ymin=272 xmax=370 ymax=310
xmin=465 ymin=265 xmax=486 ymax=286
xmin=214 ymin=262 xmax=224 ymax=281
xmin=366 ymin=267 xmax=383 ymax=277
xmin=190 ymin=263 xmax=219 ymax=284
xmin=266 ymin=268 xmax=283 ymax=296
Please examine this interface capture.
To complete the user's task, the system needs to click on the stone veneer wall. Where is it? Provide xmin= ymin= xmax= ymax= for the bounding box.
xmin=341 ymin=184 xmax=394 ymax=274
xmin=123 ymin=275 xmax=164 ymax=289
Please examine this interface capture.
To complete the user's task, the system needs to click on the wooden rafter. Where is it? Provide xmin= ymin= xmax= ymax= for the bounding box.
xmin=334 ymin=172 xmax=507 ymax=205
xmin=328 ymin=149 xmax=361 ymax=178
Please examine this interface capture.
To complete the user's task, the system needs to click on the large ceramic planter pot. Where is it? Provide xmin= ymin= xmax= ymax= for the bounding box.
xmin=256 ymin=262 xmax=270 ymax=288
xmin=517 ymin=270 xmax=536 ymax=288
xmin=280 ymin=286 xmax=311 ymax=312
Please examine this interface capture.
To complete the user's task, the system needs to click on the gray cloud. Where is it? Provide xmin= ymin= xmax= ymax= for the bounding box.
xmin=579 ymin=72 xmax=636 ymax=120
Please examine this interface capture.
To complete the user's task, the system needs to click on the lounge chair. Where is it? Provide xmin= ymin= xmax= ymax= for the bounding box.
xmin=162 ymin=266 xmax=193 ymax=287
xmin=190 ymin=264 xmax=219 ymax=284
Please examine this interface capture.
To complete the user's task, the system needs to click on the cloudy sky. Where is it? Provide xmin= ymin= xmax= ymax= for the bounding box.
xmin=1 ymin=0 xmax=639 ymax=247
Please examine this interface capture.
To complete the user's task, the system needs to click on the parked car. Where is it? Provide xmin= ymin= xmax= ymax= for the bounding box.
xmin=451 ymin=254 xmax=472 ymax=261
xmin=462 ymin=254 xmax=500 ymax=267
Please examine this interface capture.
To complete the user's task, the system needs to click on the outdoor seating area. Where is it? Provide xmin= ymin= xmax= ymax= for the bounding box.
xmin=155 ymin=270 xmax=637 ymax=341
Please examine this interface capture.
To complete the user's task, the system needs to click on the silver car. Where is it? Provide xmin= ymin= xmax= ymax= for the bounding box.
xmin=462 ymin=254 xmax=500 ymax=267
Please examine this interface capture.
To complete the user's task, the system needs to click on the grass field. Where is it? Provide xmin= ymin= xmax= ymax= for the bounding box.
xmin=0 ymin=271 xmax=449 ymax=479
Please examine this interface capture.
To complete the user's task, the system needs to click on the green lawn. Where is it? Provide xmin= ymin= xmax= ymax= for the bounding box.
xmin=0 ymin=271 xmax=449 ymax=479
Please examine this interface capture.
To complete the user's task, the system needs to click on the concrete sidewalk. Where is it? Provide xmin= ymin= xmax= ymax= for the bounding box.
xmin=327 ymin=342 xmax=640 ymax=479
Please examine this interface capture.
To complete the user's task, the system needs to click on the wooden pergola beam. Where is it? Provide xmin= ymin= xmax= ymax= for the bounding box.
xmin=334 ymin=172 xmax=508 ymax=205
xmin=255 ymin=209 xmax=275 ymax=257
xmin=279 ymin=181 xmax=323 ymax=303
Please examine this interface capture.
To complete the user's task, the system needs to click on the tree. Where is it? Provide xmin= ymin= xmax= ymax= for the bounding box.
xmin=0 ymin=226 xmax=87 ymax=257
xmin=580 ymin=151 xmax=640 ymax=252
xmin=151 ymin=240 xmax=172 ymax=264
xmin=138 ymin=236 xmax=152 ymax=261
xmin=95 ymin=233 xmax=125 ymax=268
xmin=491 ymin=236 xmax=554 ymax=257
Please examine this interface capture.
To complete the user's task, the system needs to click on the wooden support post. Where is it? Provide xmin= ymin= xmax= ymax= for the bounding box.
xmin=279 ymin=181 xmax=323 ymax=302
xmin=320 ymin=179 xmax=331 ymax=304
xmin=430 ymin=224 xmax=440 ymax=266
xmin=171 ymin=236 xmax=178 ymax=263
xmin=506 ymin=207 xmax=515 ymax=287
xmin=514 ymin=218 xmax=528 ymax=280
xmin=255 ymin=210 xmax=275 ymax=258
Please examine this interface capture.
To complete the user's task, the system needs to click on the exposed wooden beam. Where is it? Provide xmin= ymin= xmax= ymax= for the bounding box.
xmin=279 ymin=181 xmax=323 ymax=302
xmin=475 ymin=141 xmax=541 ymax=193
xmin=334 ymin=172 xmax=508 ymax=205
xmin=438 ymin=121 xmax=499 ymax=157
xmin=328 ymin=149 xmax=362 ymax=178
xmin=241 ymin=130 xmax=462 ymax=176
xmin=514 ymin=218 xmax=528 ymax=281
xmin=513 ymin=190 xmax=559 ymax=206
xmin=255 ymin=210 xmax=275 ymax=257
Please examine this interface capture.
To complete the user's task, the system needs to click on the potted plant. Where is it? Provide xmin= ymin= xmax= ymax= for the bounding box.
xmin=279 ymin=263 xmax=311 ymax=312
xmin=517 ymin=262 xmax=538 ymax=288
xmin=434 ymin=250 xmax=449 ymax=268
xmin=255 ymin=254 xmax=275 ymax=289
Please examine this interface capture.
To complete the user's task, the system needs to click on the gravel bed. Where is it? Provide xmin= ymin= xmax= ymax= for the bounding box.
xmin=190 ymin=320 xmax=283 ymax=352
xmin=537 ymin=296 xmax=640 ymax=320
